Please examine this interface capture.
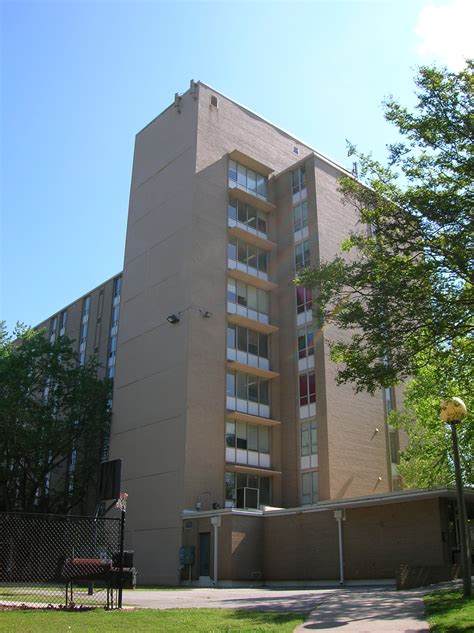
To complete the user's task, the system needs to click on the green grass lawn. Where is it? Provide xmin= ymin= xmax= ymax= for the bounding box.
xmin=424 ymin=590 xmax=474 ymax=632
xmin=0 ymin=607 xmax=305 ymax=632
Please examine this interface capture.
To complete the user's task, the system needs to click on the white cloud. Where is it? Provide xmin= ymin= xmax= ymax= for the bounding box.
xmin=415 ymin=0 xmax=474 ymax=70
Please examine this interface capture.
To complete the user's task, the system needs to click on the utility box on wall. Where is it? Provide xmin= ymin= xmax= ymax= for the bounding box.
xmin=179 ymin=545 xmax=195 ymax=566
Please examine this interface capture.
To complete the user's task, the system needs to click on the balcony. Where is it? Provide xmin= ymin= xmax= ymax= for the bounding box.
xmin=228 ymin=185 xmax=276 ymax=214
xmin=226 ymin=410 xmax=280 ymax=428
xmin=226 ymin=395 xmax=270 ymax=419
xmin=227 ymin=360 xmax=278 ymax=381
xmin=227 ymin=346 xmax=270 ymax=371
xmin=228 ymin=150 xmax=275 ymax=213
xmin=227 ymin=312 xmax=277 ymax=335
xmin=226 ymin=464 xmax=281 ymax=477
xmin=228 ymin=268 xmax=277 ymax=292
xmin=228 ymin=223 xmax=275 ymax=251
xmin=226 ymin=446 xmax=271 ymax=469
xmin=228 ymin=149 xmax=274 ymax=177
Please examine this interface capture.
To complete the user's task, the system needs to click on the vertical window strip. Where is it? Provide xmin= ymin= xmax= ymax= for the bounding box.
xmin=299 ymin=371 xmax=316 ymax=407
xmin=296 ymin=287 xmax=313 ymax=314
xmin=297 ymin=324 xmax=314 ymax=359
xmin=301 ymin=471 xmax=319 ymax=505
xmin=300 ymin=419 xmax=317 ymax=457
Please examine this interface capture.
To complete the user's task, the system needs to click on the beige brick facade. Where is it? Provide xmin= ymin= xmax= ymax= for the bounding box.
xmin=36 ymin=81 xmax=434 ymax=584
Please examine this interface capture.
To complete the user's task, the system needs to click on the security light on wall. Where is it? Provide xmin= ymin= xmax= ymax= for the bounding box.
xmin=167 ymin=314 xmax=180 ymax=324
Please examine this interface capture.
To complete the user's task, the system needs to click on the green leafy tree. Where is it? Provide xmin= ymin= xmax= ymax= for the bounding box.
xmin=297 ymin=61 xmax=473 ymax=393
xmin=0 ymin=323 xmax=112 ymax=514
xmin=391 ymin=339 xmax=473 ymax=488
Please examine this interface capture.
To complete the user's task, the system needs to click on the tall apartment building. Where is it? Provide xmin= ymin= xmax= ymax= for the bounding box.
xmin=36 ymin=82 xmax=472 ymax=586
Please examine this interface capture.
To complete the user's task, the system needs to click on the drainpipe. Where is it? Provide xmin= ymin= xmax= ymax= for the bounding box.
xmin=211 ymin=515 xmax=221 ymax=587
xmin=334 ymin=510 xmax=346 ymax=585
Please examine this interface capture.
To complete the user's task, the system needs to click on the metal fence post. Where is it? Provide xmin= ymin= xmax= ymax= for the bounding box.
xmin=118 ymin=507 xmax=125 ymax=608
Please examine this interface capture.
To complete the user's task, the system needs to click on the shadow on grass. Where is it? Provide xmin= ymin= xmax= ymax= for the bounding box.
xmin=226 ymin=610 xmax=307 ymax=625
xmin=424 ymin=590 xmax=474 ymax=633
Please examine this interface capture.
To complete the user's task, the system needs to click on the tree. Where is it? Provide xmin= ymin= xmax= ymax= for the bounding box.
xmin=297 ymin=61 xmax=473 ymax=394
xmin=391 ymin=338 xmax=473 ymax=488
xmin=0 ymin=323 xmax=112 ymax=514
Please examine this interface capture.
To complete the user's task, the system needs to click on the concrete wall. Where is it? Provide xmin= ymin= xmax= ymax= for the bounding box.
xmin=109 ymin=91 xmax=200 ymax=584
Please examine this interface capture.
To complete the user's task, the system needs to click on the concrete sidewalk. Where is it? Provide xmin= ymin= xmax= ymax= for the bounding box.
xmin=294 ymin=587 xmax=429 ymax=632
xmin=124 ymin=585 xmax=430 ymax=632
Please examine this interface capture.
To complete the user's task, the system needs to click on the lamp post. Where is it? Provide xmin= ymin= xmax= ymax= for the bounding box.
xmin=440 ymin=397 xmax=471 ymax=597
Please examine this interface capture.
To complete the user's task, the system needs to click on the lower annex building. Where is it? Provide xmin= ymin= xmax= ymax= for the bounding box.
xmin=36 ymin=81 xmax=473 ymax=586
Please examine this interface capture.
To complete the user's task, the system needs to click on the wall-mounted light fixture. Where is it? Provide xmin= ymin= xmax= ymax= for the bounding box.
xmin=167 ymin=314 xmax=180 ymax=324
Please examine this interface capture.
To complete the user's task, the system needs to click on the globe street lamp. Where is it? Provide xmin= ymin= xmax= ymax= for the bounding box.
xmin=440 ymin=397 xmax=472 ymax=597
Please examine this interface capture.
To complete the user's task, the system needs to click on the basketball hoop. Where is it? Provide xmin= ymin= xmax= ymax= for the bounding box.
xmin=115 ymin=492 xmax=128 ymax=512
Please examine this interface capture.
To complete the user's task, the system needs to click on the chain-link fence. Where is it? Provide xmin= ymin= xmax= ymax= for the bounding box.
xmin=0 ymin=511 xmax=123 ymax=609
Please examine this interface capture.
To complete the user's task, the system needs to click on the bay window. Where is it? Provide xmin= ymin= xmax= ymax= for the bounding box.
xmin=225 ymin=419 xmax=270 ymax=468
xmin=229 ymin=159 xmax=268 ymax=200
xmin=228 ymin=197 xmax=267 ymax=236
xmin=227 ymin=370 xmax=270 ymax=417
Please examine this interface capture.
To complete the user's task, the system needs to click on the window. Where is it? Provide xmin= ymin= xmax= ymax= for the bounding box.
xmin=59 ymin=310 xmax=67 ymax=335
xmin=296 ymin=287 xmax=312 ymax=314
xmin=227 ymin=279 xmax=269 ymax=315
xmin=291 ymin=166 xmax=307 ymax=196
xmin=299 ymin=371 xmax=316 ymax=406
xmin=49 ymin=317 xmax=58 ymax=342
xmin=228 ymin=197 xmax=267 ymax=235
xmin=228 ymin=237 xmax=268 ymax=274
xmin=385 ymin=387 xmax=395 ymax=415
xmin=227 ymin=324 xmax=269 ymax=359
xmin=297 ymin=324 xmax=314 ymax=359
xmin=301 ymin=471 xmax=319 ymax=505
xmin=295 ymin=239 xmax=310 ymax=270
xmin=389 ymin=429 xmax=399 ymax=464
xmin=293 ymin=200 xmax=308 ymax=233
xmin=301 ymin=419 xmax=317 ymax=457
xmin=228 ymin=159 xmax=268 ymax=200
xmin=226 ymin=371 xmax=269 ymax=405
xmin=109 ymin=335 xmax=117 ymax=357
xmin=111 ymin=304 xmax=120 ymax=329
xmin=225 ymin=471 xmax=271 ymax=508
xmin=113 ymin=275 xmax=122 ymax=299
xmin=80 ymin=322 xmax=88 ymax=343
xmin=225 ymin=420 xmax=270 ymax=466
xmin=82 ymin=296 xmax=91 ymax=319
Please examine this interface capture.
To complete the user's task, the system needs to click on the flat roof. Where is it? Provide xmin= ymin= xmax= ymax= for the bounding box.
xmin=182 ymin=487 xmax=474 ymax=520
xmin=136 ymin=79 xmax=353 ymax=179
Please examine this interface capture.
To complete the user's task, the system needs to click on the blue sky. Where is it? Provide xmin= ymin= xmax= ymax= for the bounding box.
xmin=1 ymin=0 xmax=472 ymax=333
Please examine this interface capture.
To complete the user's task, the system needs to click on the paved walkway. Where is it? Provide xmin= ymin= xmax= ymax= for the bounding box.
xmin=124 ymin=585 xmax=429 ymax=632
xmin=294 ymin=587 xmax=429 ymax=632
